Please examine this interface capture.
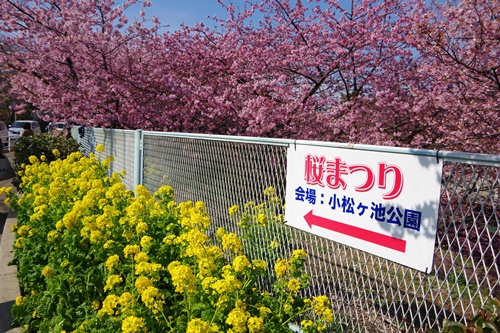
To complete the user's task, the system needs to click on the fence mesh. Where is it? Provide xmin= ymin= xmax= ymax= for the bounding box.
xmin=87 ymin=130 xmax=500 ymax=332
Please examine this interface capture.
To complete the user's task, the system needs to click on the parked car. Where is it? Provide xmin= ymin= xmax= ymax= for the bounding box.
xmin=0 ymin=121 xmax=9 ymax=147
xmin=54 ymin=122 xmax=68 ymax=132
xmin=9 ymin=120 xmax=41 ymax=140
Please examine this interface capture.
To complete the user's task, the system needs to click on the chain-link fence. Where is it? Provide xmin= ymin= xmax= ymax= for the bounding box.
xmin=83 ymin=129 xmax=500 ymax=332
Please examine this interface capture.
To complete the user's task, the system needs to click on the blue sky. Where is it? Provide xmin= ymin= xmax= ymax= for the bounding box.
xmin=126 ymin=0 xmax=244 ymax=30
xmin=124 ymin=0 xmax=375 ymax=31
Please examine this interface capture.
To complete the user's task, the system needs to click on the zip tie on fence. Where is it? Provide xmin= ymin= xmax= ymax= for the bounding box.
xmin=293 ymin=139 xmax=297 ymax=151
xmin=436 ymin=150 xmax=440 ymax=164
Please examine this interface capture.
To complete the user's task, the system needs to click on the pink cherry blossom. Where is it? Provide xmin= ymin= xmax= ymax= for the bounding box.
xmin=0 ymin=0 xmax=498 ymax=154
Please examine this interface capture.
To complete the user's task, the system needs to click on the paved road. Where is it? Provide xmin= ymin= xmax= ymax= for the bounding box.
xmin=0 ymin=150 xmax=21 ymax=333
xmin=0 ymin=151 xmax=15 ymax=244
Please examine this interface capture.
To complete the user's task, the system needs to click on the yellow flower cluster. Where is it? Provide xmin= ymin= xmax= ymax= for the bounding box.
xmin=121 ymin=316 xmax=146 ymax=333
xmin=140 ymin=286 xmax=165 ymax=314
xmin=221 ymin=232 xmax=242 ymax=255
xmin=135 ymin=276 xmax=153 ymax=293
xmin=274 ymin=259 xmax=289 ymax=277
xmin=15 ymin=296 xmax=25 ymax=307
xmin=312 ymin=295 xmax=334 ymax=324
xmin=134 ymin=251 xmax=149 ymax=263
xmin=228 ymin=205 xmax=239 ymax=216
xmin=202 ymin=264 xmax=243 ymax=295
xmin=247 ymin=316 xmax=264 ymax=333
xmin=123 ymin=245 xmax=140 ymax=258
xmin=232 ymin=255 xmax=251 ymax=273
xmin=167 ymin=261 xmax=196 ymax=293
xmin=41 ymin=266 xmax=55 ymax=278
xmin=291 ymin=249 xmax=308 ymax=264
xmin=178 ymin=201 xmax=210 ymax=230
xmin=226 ymin=307 xmax=249 ymax=333
xmin=98 ymin=294 xmax=120 ymax=317
xmin=186 ymin=318 xmax=216 ymax=333
xmin=104 ymin=274 xmax=123 ymax=291
xmin=135 ymin=261 xmax=163 ymax=275
xmin=106 ymin=254 xmax=120 ymax=271
xmin=6 ymin=146 xmax=335 ymax=333
xmin=16 ymin=225 xmax=31 ymax=236
xmin=287 ymin=279 xmax=301 ymax=293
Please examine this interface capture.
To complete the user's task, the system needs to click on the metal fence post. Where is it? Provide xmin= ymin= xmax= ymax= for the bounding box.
xmin=134 ymin=129 xmax=143 ymax=193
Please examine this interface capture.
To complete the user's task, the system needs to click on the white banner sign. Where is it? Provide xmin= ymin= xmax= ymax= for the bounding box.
xmin=285 ymin=144 xmax=443 ymax=272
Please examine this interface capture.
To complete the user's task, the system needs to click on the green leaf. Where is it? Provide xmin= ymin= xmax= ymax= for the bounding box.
xmin=471 ymin=313 xmax=485 ymax=327
xmin=482 ymin=320 xmax=500 ymax=333
xmin=443 ymin=319 xmax=467 ymax=333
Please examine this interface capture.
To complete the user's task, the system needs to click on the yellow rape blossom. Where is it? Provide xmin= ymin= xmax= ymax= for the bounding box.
xmin=135 ymin=276 xmax=153 ymax=293
xmin=215 ymin=227 xmax=226 ymax=238
xmin=291 ymin=249 xmax=308 ymax=264
xmin=106 ymin=254 xmax=120 ymax=271
xmin=201 ymin=277 xmax=218 ymax=294
xmin=135 ymin=185 xmax=151 ymax=199
xmin=259 ymin=306 xmax=271 ymax=318
xmin=228 ymin=205 xmax=239 ymax=216
xmin=119 ymin=292 xmax=134 ymax=309
xmin=98 ymin=294 xmax=120 ymax=317
xmin=16 ymin=225 xmax=30 ymax=236
xmin=104 ymin=275 xmax=123 ymax=291
xmin=221 ymin=232 xmax=242 ymax=255
xmin=95 ymin=144 xmax=105 ymax=153
xmin=140 ymin=286 xmax=164 ymax=314
xmin=15 ymin=296 xmax=25 ymax=307
xmin=247 ymin=317 xmax=264 ymax=333
xmin=41 ymin=266 xmax=55 ymax=278
xmin=140 ymin=235 xmax=153 ymax=249
xmin=167 ymin=261 xmax=196 ymax=293
xmin=153 ymin=185 xmax=174 ymax=200
xmin=89 ymin=230 xmax=103 ymax=243
xmin=28 ymin=155 xmax=39 ymax=164
xmin=232 ymin=255 xmax=251 ymax=273
xmin=123 ymin=245 xmax=140 ymax=258
xmin=186 ymin=318 xmax=210 ymax=333
xmin=312 ymin=295 xmax=334 ymax=323
xmin=287 ymin=279 xmax=301 ymax=293
xmin=163 ymin=234 xmax=176 ymax=245
xmin=256 ymin=213 xmax=267 ymax=226
xmin=252 ymin=260 xmax=267 ymax=271
xmin=103 ymin=240 xmax=115 ymax=249
xmin=134 ymin=252 xmax=149 ymax=263
xmin=14 ymin=237 xmax=24 ymax=248
xmin=91 ymin=300 xmax=100 ymax=310
xmin=197 ymin=257 xmax=216 ymax=277
xmin=206 ymin=245 xmax=223 ymax=259
xmin=301 ymin=320 xmax=313 ymax=330
xmin=136 ymin=222 xmax=148 ymax=234
xmin=263 ymin=186 xmax=275 ymax=196
xmin=135 ymin=262 xmax=163 ymax=275
xmin=226 ymin=307 xmax=249 ymax=333
xmin=121 ymin=316 xmax=145 ymax=333
xmin=274 ymin=259 xmax=289 ymax=277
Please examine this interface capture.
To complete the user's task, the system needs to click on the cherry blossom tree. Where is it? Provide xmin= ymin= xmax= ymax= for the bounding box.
xmin=404 ymin=0 xmax=500 ymax=153
xmin=0 ymin=0 xmax=498 ymax=153
xmin=0 ymin=0 xmax=169 ymax=128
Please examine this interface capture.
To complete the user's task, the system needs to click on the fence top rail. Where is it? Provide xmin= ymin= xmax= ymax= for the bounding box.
xmin=133 ymin=130 xmax=500 ymax=166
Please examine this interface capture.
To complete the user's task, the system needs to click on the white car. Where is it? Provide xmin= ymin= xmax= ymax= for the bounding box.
xmin=54 ymin=122 xmax=69 ymax=132
xmin=9 ymin=120 xmax=41 ymax=140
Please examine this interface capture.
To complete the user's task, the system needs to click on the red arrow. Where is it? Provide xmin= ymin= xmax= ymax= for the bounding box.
xmin=304 ymin=210 xmax=406 ymax=253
